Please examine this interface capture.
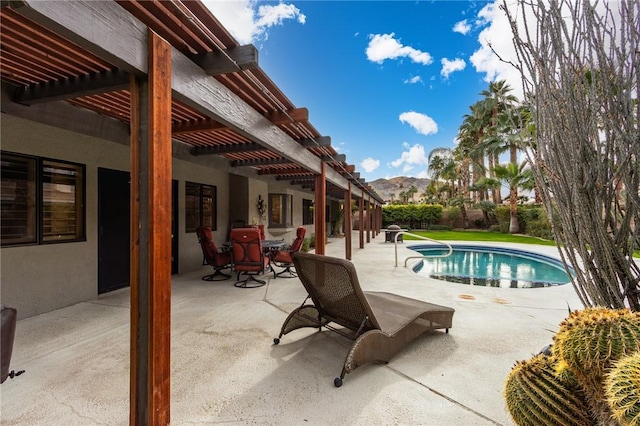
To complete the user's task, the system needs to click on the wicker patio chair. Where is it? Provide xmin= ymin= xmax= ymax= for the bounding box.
xmin=273 ymin=252 xmax=455 ymax=387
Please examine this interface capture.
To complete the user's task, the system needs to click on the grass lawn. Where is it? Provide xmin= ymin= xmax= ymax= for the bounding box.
xmin=403 ymin=230 xmax=558 ymax=246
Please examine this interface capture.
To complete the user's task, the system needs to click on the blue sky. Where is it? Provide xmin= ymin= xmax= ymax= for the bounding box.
xmin=203 ymin=1 xmax=523 ymax=181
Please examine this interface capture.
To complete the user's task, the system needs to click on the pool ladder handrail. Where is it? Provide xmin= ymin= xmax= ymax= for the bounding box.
xmin=393 ymin=231 xmax=453 ymax=267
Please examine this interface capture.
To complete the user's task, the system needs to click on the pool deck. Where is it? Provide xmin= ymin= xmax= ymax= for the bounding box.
xmin=0 ymin=233 xmax=583 ymax=425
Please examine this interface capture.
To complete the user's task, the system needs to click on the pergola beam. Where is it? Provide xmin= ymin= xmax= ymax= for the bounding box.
xmin=258 ymin=167 xmax=309 ymax=175
xmin=190 ymin=142 xmax=263 ymax=156
xmin=299 ymin=136 xmax=331 ymax=147
xmin=264 ymin=107 xmax=308 ymax=125
xmin=320 ymin=154 xmax=346 ymax=163
xmin=13 ymin=69 xmax=130 ymax=105
xmin=276 ymin=174 xmax=315 ymax=181
xmin=172 ymin=119 xmax=227 ymax=134
xmin=189 ymin=44 xmax=258 ymax=75
xmin=231 ymin=157 xmax=293 ymax=167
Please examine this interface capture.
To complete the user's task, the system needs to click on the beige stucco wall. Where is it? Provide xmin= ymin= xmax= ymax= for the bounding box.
xmin=1 ymin=114 xmax=128 ymax=319
xmin=0 ymin=115 xmax=234 ymax=318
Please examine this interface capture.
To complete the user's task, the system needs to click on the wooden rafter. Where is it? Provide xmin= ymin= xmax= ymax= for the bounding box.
xmin=230 ymin=157 xmax=293 ymax=167
xmin=189 ymin=44 xmax=258 ymax=75
xmin=14 ymin=69 xmax=130 ymax=105
xmin=190 ymin=142 xmax=263 ymax=156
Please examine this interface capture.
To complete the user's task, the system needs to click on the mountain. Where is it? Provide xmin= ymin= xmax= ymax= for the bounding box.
xmin=369 ymin=176 xmax=431 ymax=203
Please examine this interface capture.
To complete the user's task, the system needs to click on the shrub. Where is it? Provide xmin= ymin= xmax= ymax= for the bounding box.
xmin=301 ymin=237 xmax=311 ymax=252
xmin=489 ymin=224 xmax=502 ymax=233
xmin=443 ymin=206 xmax=460 ymax=227
xmin=427 ymin=224 xmax=452 ymax=231
xmin=382 ymin=204 xmax=443 ymax=229
xmin=472 ymin=218 xmax=486 ymax=229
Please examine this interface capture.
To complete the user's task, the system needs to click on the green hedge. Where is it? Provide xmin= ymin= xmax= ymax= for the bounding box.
xmin=382 ymin=204 xmax=443 ymax=229
xmin=495 ymin=204 xmax=553 ymax=239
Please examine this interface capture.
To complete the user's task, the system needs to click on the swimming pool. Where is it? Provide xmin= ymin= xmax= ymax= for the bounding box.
xmin=411 ymin=244 xmax=572 ymax=288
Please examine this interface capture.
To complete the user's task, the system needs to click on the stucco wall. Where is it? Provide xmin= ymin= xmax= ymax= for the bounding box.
xmin=0 ymin=115 xmax=235 ymax=318
xmin=1 ymin=114 xmax=128 ymax=319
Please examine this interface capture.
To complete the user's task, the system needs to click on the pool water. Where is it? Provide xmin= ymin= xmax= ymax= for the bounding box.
xmin=411 ymin=245 xmax=572 ymax=288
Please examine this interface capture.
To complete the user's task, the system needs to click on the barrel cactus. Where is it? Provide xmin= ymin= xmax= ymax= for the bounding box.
xmin=605 ymin=351 xmax=640 ymax=426
xmin=504 ymin=354 xmax=593 ymax=426
xmin=551 ymin=307 xmax=640 ymax=424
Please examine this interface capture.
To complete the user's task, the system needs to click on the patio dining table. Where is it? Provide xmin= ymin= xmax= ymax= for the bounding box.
xmin=223 ymin=239 xmax=286 ymax=258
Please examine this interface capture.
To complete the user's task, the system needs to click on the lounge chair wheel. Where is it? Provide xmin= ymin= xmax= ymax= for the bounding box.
xmin=273 ymin=337 xmax=280 ymax=345
xmin=333 ymin=377 xmax=342 ymax=387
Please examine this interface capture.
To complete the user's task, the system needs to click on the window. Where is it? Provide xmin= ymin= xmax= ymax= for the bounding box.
xmin=269 ymin=193 xmax=293 ymax=228
xmin=302 ymin=199 xmax=314 ymax=225
xmin=1 ymin=152 xmax=85 ymax=246
xmin=185 ymin=181 xmax=216 ymax=232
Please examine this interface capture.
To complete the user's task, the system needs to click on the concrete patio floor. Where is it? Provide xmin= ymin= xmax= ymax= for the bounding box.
xmin=0 ymin=232 xmax=583 ymax=425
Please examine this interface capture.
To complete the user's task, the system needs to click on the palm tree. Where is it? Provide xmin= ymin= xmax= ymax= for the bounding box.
xmin=479 ymin=80 xmax=519 ymax=204
xmin=407 ymin=185 xmax=418 ymax=203
xmin=428 ymin=147 xmax=457 ymax=201
xmin=492 ymin=161 xmax=535 ymax=233
xmin=460 ymin=101 xmax=492 ymax=202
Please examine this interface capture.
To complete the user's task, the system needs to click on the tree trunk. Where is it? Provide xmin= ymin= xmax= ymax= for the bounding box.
xmin=509 ymin=185 xmax=519 ymax=233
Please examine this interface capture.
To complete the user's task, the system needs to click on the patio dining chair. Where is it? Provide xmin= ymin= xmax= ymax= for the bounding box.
xmin=273 ymin=252 xmax=455 ymax=387
xmin=196 ymin=226 xmax=232 ymax=281
xmin=230 ymin=228 xmax=273 ymax=288
xmin=272 ymin=226 xmax=306 ymax=278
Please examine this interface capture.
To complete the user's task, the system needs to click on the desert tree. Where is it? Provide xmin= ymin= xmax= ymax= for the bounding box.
xmin=502 ymin=0 xmax=640 ymax=310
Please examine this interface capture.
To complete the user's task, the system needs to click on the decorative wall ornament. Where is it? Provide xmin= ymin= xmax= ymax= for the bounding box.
xmin=257 ymin=195 xmax=267 ymax=221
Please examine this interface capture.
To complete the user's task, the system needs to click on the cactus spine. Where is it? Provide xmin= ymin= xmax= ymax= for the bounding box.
xmin=504 ymin=354 xmax=592 ymax=426
xmin=551 ymin=307 xmax=640 ymax=424
xmin=605 ymin=351 xmax=640 ymax=426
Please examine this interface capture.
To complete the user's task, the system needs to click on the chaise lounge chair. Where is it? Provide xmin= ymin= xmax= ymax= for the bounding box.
xmin=273 ymin=252 xmax=455 ymax=387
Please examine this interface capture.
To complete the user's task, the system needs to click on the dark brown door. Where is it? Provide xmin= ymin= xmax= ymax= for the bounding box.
xmin=98 ymin=168 xmax=130 ymax=294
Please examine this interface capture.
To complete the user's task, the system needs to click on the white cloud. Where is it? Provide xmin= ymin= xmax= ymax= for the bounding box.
xmin=361 ymin=157 xmax=380 ymax=173
xmin=404 ymin=75 xmax=423 ymax=84
xmin=469 ymin=0 xmax=525 ymax=99
xmin=453 ymin=19 xmax=471 ymax=35
xmin=440 ymin=58 xmax=466 ymax=79
xmin=366 ymin=33 xmax=433 ymax=65
xmin=416 ymin=170 xmax=430 ymax=179
xmin=202 ymin=0 xmax=305 ymax=45
xmin=390 ymin=143 xmax=429 ymax=172
xmin=399 ymin=111 xmax=438 ymax=135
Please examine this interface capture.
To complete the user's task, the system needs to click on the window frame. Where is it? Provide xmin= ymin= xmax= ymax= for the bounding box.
xmin=268 ymin=193 xmax=293 ymax=228
xmin=185 ymin=181 xmax=217 ymax=233
xmin=302 ymin=198 xmax=314 ymax=225
xmin=1 ymin=151 xmax=86 ymax=247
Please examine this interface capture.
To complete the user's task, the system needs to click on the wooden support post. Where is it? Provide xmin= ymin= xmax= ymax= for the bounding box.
xmin=314 ymin=162 xmax=326 ymax=255
xmin=130 ymin=74 xmax=142 ymax=426
xmin=371 ymin=202 xmax=376 ymax=238
xmin=366 ymin=197 xmax=371 ymax=244
xmin=359 ymin=192 xmax=364 ymax=249
xmin=374 ymin=203 xmax=379 ymax=237
xmin=130 ymin=30 xmax=172 ymax=426
xmin=344 ymin=183 xmax=352 ymax=260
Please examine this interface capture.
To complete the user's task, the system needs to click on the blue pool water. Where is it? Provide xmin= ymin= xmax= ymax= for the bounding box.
xmin=411 ymin=244 xmax=572 ymax=288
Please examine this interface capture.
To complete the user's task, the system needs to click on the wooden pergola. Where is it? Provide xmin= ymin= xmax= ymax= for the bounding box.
xmin=1 ymin=1 xmax=383 ymax=424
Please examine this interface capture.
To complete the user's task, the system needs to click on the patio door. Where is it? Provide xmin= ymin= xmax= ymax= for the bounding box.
xmin=98 ymin=168 xmax=130 ymax=294
xmin=98 ymin=169 xmax=179 ymax=294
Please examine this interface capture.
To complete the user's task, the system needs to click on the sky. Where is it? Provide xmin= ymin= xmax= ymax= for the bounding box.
xmin=202 ymin=0 xmax=525 ymax=182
